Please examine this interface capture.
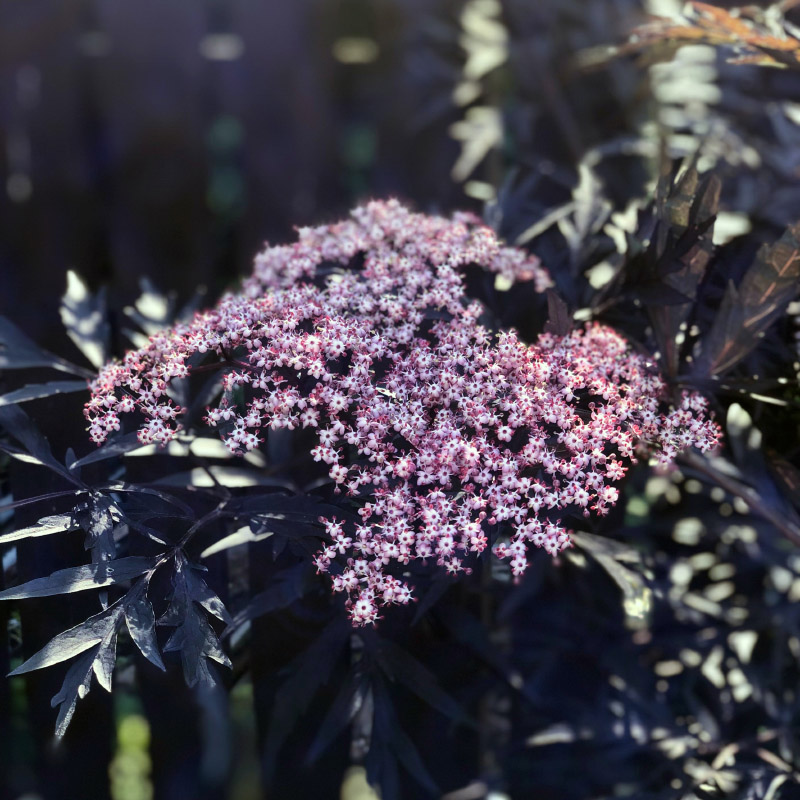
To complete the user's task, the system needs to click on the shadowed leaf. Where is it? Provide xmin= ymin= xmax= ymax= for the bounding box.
xmin=51 ymin=647 xmax=98 ymax=738
xmin=125 ymin=596 xmax=165 ymax=671
xmin=306 ymin=668 xmax=370 ymax=765
xmin=0 ymin=315 xmax=90 ymax=376
xmin=0 ymin=381 xmax=87 ymax=408
xmin=263 ymin=618 xmax=351 ymax=782
xmin=376 ymin=639 xmax=472 ymax=726
xmin=0 ymin=405 xmax=78 ymax=481
xmin=544 ymin=290 xmax=572 ymax=336
xmin=698 ymin=220 xmax=800 ymax=375
xmin=68 ymin=432 xmax=145 ymax=471
xmin=370 ymin=677 xmax=439 ymax=796
xmin=227 ymin=561 xmax=312 ymax=633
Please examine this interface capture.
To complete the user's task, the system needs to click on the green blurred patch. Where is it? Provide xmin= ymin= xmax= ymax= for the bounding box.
xmin=110 ymin=712 xmax=153 ymax=800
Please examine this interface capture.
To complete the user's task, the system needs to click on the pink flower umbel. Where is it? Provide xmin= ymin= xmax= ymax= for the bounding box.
xmin=86 ymin=200 xmax=721 ymax=625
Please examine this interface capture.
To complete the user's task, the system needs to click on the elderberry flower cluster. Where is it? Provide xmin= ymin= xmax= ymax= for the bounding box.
xmin=85 ymin=199 xmax=721 ymax=625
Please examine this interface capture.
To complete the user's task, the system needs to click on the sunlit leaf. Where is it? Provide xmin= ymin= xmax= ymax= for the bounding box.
xmin=0 ymin=513 xmax=79 ymax=545
xmin=0 ymin=556 xmax=158 ymax=600
xmin=60 ymin=271 xmax=110 ymax=370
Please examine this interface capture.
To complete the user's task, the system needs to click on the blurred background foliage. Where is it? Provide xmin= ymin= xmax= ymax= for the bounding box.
xmin=3 ymin=1 xmax=800 ymax=800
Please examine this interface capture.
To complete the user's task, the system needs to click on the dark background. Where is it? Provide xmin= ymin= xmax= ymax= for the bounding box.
xmin=0 ymin=0 xmax=471 ymax=355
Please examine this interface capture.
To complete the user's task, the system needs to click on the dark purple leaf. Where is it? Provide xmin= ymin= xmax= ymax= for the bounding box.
xmin=0 ymin=513 xmax=79 ymax=545
xmin=99 ymin=482 xmax=194 ymax=517
xmin=0 ymin=405 xmax=78 ymax=481
xmin=0 ymin=556 xmax=158 ymax=600
xmin=698 ymin=220 xmax=800 ymax=375
xmin=634 ymin=283 xmax=693 ymax=306
xmin=60 ymin=271 xmax=110 ymax=370
xmin=226 ymin=561 xmax=312 ymax=633
xmin=50 ymin=647 xmax=98 ymax=738
xmin=0 ymin=380 xmax=87 ymax=408
xmin=263 ymin=619 xmax=351 ymax=782
xmin=186 ymin=564 xmax=232 ymax=625
xmin=163 ymin=608 xmax=231 ymax=688
xmin=411 ymin=578 xmax=451 ymax=625
xmin=0 ymin=315 xmax=91 ymax=377
xmin=228 ymin=492 xmax=347 ymax=522
xmin=9 ymin=605 xmax=121 ymax=676
xmin=92 ymin=630 xmax=118 ymax=692
xmin=158 ymin=554 xmax=231 ymax=687
xmin=544 ymin=290 xmax=572 ymax=336
xmin=125 ymin=596 xmax=165 ymax=671
xmin=76 ymin=496 xmax=119 ymax=563
xmin=305 ymin=668 xmax=370 ymax=764
xmin=376 ymin=639 xmax=472 ymax=726
xmin=371 ymin=677 xmax=439 ymax=796
xmin=648 ymin=166 xmax=719 ymax=376
xmin=69 ymin=431 xmax=145 ymax=471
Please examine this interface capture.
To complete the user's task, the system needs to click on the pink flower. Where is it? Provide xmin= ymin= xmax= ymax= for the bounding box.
xmin=85 ymin=199 xmax=721 ymax=625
